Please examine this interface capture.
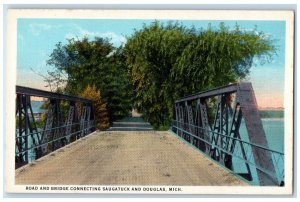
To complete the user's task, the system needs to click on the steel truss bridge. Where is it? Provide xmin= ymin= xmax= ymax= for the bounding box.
xmin=15 ymin=86 xmax=95 ymax=168
xmin=15 ymin=83 xmax=284 ymax=186
xmin=172 ymin=82 xmax=284 ymax=186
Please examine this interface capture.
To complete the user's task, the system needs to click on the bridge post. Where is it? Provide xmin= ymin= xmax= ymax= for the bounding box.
xmin=211 ymin=95 xmax=226 ymax=162
xmin=85 ymin=105 xmax=91 ymax=134
xmin=199 ymin=100 xmax=210 ymax=155
xmin=52 ymin=99 xmax=64 ymax=150
xmin=40 ymin=99 xmax=54 ymax=155
xmin=174 ymin=103 xmax=179 ymax=134
xmin=237 ymin=83 xmax=278 ymax=185
xmin=178 ymin=105 xmax=184 ymax=138
xmin=80 ymin=105 xmax=87 ymax=137
xmin=195 ymin=99 xmax=205 ymax=151
xmin=65 ymin=101 xmax=75 ymax=143
xmin=185 ymin=101 xmax=194 ymax=144
xmin=226 ymin=102 xmax=253 ymax=180
xmin=15 ymin=94 xmax=29 ymax=166
xmin=90 ymin=103 xmax=96 ymax=132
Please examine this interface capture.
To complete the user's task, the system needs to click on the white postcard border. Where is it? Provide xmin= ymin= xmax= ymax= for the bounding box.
xmin=5 ymin=9 xmax=294 ymax=195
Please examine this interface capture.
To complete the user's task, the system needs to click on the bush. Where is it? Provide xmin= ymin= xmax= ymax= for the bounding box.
xmin=80 ymin=85 xmax=110 ymax=130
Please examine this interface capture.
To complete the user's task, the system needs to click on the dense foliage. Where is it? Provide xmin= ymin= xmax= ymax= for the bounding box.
xmin=47 ymin=37 xmax=133 ymax=123
xmin=124 ymin=22 xmax=275 ymax=129
xmin=46 ymin=21 xmax=275 ymax=129
xmin=80 ymin=85 xmax=110 ymax=130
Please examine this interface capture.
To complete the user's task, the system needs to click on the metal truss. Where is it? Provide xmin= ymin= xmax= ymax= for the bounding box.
xmin=15 ymin=86 xmax=96 ymax=169
xmin=172 ymin=82 xmax=284 ymax=186
xmin=16 ymin=95 xmax=41 ymax=168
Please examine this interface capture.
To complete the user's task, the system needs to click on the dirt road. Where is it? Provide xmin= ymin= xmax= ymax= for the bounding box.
xmin=15 ymin=131 xmax=247 ymax=186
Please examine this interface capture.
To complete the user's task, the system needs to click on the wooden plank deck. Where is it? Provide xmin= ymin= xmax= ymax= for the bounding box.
xmin=15 ymin=131 xmax=248 ymax=186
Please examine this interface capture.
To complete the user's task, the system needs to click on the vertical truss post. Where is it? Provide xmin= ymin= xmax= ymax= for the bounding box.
xmin=182 ymin=104 xmax=187 ymax=140
xmin=85 ymin=105 xmax=91 ymax=134
xmin=90 ymin=103 xmax=96 ymax=132
xmin=174 ymin=104 xmax=179 ymax=133
xmin=15 ymin=95 xmax=28 ymax=167
xmin=195 ymin=99 xmax=205 ymax=151
xmin=227 ymin=103 xmax=252 ymax=179
xmin=211 ymin=97 xmax=221 ymax=160
xmin=80 ymin=106 xmax=87 ymax=137
xmin=22 ymin=95 xmax=29 ymax=164
xmin=185 ymin=101 xmax=194 ymax=144
xmin=40 ymin=99 xmax=55 ymax=154
xmin=16 ymin=95 xmax=23 ymax=165
xmin=237 ymin=83 xmax=278 ymax=185
xmin=178 ymin=105 xmax=184 ymax=138
xmin=219 ymin=95 xmax=225 ymax=158
xmin=199 ymin=100 xmax=210 ymax=155
xmin=52 ymin=99 xmax=63 ymax=150
xmin=65 ymin=101 xmax=75 ymax=143
xmin=24 ymin=96 xmax=40 ymax=161
xmin=74 ymin=102 xmax=81 ymax=138
xmin=213 ymin=95 xmax=230 ymax=165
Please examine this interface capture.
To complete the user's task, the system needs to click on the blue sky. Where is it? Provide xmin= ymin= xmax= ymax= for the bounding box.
xmin=17 ymin=19 xmax=286 ymax=108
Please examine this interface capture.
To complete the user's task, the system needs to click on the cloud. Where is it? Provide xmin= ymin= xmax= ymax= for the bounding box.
xmin=229 ymin=27 xmax=272 ymax=40
xmin=65 ymin=24 xmax=127 ymax=47
xmin=65 ymin=33 xmax=76 ymax=39
xmin=99 ymin=32 xmax=127 ymax=46
xmin=29 ymin=23 xmax=51 ymax=36
xmin=29 ymin=23 xmax=62 ymax=36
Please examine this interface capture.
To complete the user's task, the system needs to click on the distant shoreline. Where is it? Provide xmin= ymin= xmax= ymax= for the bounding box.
xmin=258 ymin=107 xmax=284 ymax=111
xmin=259 ymin=109 xmax=284 ymax=119
xmin=30 ymin=101 xmax=284 ymax=119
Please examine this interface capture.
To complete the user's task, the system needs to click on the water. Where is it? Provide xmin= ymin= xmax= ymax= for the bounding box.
xmin=261 ymin=118 xmax=284 ymax=185
xmin=16 ymin=101 xmax=45 ymax=162
xmin=31 ymin=101 xmax=46 ymax=113
xmin=233 ymin=118 xmax=284 ymax=185
xmin=262 ymin=118 xmax=284 ymax=153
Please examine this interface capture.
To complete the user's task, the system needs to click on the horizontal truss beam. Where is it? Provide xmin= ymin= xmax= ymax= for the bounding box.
xmin=175 ymin=83 xmax=238 ymax=103
xmin=16 ymin=85 xmax=92 ymax=103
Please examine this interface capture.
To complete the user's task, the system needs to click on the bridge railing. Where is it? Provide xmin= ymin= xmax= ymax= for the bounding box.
xmin=172 ymin=120 xmax=284 ymax=185
xmin=171 ymin=82 xmax=284 ymax=186
xmin=15 ymin=86 xmax=96 ymax=169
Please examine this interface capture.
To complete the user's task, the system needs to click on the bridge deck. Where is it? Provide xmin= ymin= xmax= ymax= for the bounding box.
xmin=15 ymin=131 xmax=247 ymax=186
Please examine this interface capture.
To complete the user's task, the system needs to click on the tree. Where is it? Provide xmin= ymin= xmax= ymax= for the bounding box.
xmin=80 ymin=85 xmax=109 ymax=130
xmin=124 ymin=21 xmax=194 ymax=128
xmin=124 ymin=21 xmax=275 ymax=129
xmin=98 ymin=47 xmax=133 ymax=120
xmin=172 ymin=23 xmax=275 ymax=97
xmin=47 ymin=37 xmax=133 ymax=122
xmin=30 ymin=68 xmax=67 ymax=92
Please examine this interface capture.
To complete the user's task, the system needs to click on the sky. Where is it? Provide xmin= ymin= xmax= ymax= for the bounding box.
xmin=17 ymin=19 xmax=286 ymax=109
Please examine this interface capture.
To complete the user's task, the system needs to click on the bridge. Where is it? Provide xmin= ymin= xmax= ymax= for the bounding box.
xmin=15 ymin=83 xmax=284 ymax=186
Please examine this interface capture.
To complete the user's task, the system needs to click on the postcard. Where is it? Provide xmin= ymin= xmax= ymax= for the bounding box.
xmin=5 ymin=9 xmax=294 ymax=195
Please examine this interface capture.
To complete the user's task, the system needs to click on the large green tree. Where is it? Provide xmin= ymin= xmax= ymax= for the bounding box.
xmin=47 ymin=37 xmax=133 ymax=122
xmin=124 ymin=21 xmax=275 ymax=129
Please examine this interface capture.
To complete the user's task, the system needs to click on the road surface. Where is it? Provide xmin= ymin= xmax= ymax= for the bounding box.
xmin=15 ymin=131 xmax=247 ymax=186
